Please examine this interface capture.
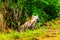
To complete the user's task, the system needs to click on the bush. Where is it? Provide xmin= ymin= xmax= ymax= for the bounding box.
xmin=0 ymin=0 xmax=60 ymax=30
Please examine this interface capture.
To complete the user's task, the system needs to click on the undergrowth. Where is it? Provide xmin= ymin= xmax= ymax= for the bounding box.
xmin=1 ymin=19 xmax=60 ymax=40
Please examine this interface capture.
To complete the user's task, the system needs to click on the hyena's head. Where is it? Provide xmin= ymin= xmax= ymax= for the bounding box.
xmin=32 ymin=16 xmax=39 ymax=23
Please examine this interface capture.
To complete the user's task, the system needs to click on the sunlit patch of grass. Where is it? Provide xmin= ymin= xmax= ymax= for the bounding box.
xmin=49 ymin=24 xmax=60 ymax=28
xmin=1 ymin=33 xmax=10 ymax=40
xmin=42 ymin=19 xmax=60 ymax=29
xmin=56 ymin=30 xmax=60 ymax=35
xmin=0 ymin=30 xmax=20 ymax=40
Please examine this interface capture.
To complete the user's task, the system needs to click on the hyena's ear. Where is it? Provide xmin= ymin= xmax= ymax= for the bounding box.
xmin=32 ymin=15 xmax=38 ymax=18
xmin=36 ymin=15 xmax=38 ymax=17
xmin=32 ymin=15 xmax=35 ymax=18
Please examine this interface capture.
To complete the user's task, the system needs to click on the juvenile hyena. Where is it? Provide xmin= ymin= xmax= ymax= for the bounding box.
xmin=20 ymin=16 xmax=39 ymax=32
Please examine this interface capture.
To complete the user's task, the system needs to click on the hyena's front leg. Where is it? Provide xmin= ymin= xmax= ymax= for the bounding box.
xmin=31 ymin=23 xmax=35 ymax=30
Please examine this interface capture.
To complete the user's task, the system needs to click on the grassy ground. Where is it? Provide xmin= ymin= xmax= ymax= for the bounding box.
xmin=1 ymin=18 xmax=60 ymax=40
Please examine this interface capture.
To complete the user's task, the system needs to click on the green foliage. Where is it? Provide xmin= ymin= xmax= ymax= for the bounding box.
xmin=11 ymin=32 xmax=20 ymax=39
xmin=0 ymin=28 xmax=48 ymax=40
xmin=0 ymin=0 xmax=60 ymax=30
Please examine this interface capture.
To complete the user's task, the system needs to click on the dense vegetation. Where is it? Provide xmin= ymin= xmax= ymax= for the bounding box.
xmin=0 ymin=0 xmax=60 ymax=31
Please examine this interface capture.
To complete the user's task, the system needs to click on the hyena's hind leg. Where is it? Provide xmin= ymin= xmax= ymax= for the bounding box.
xmin=19 ymin=25 xmax=25 ymax=32
xmin=20 ymin=24 xmax=28 ymax=32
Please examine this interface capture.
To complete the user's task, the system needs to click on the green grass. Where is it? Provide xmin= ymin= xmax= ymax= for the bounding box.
xmin=1 ymin=19 xmax=60 ymax=40
xmin=0 ymin=28 xmax=48 ymax=40
xmin=1 ymin=27 xmax=60 ymax=40
xmin=1 ymin=26 xmax=60 ymax=40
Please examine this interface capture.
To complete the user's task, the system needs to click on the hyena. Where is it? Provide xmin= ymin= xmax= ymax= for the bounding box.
xmin=20 ymin=16 xmax=39 ymax=32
